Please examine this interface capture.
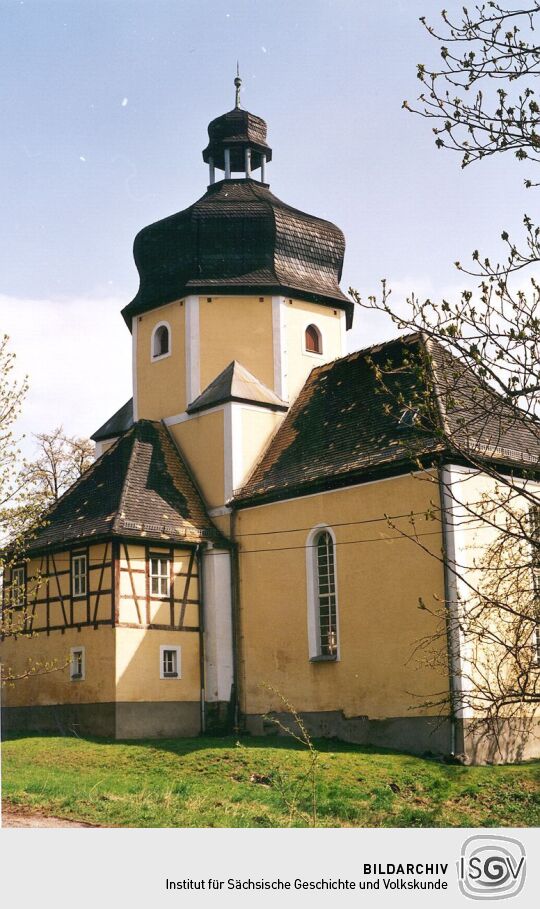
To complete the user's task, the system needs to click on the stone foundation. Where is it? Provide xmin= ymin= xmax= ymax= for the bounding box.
xmin=2 ymin=701 xmax=201 ymax=740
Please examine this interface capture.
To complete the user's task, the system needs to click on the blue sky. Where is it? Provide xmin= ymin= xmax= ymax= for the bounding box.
xmin=0 ymin=0 xmax=529 ymax=450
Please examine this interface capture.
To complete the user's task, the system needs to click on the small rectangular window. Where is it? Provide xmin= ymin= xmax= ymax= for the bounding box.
xmin=150 ymin=556 xmax=170 ymax=597
xmin=160 ymin=645 xmax=181 ymax=679
xmin=72 ymin=552 xmax=87 ymax=597
xmin=70 ymin=647 xmax=85 ymax=681
xmin=11 ymin=565 xmax=26 ymax=607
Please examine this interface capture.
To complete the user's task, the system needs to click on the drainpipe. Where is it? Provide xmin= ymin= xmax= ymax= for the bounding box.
xmin=438 ymin=463 xmax=458 ymax=757
xmin=197 ymin=543 xmax=206 ymax=734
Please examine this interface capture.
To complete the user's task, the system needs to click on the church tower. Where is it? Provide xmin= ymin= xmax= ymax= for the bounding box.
xmin=118 ymin=74 xmax=352 ymax=516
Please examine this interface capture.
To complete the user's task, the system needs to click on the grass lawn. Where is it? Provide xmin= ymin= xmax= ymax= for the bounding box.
xmin=2 ymin=734 xmax=540 ymax=828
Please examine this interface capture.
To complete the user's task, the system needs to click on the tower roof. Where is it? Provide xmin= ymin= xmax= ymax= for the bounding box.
xmin=122 ymin=179 xmax=352 ymax=326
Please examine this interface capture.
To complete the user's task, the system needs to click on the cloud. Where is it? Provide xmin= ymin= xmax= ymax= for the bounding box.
xmin=1 ymin=293 xmax=132 ymax=457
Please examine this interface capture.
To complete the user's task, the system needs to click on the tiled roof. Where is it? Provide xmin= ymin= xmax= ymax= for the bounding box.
xmin=122 ymin=178 xmax=352 ymax=327
xmin=187 ymin=361 xmax=288 ymax=414
xmin=91 ymin=398 xmax=134 ymax=442
xmin=234 ymin=333 xmax=540 ymax=505
xmin=27 ymin=421 xmax=225 ymax=553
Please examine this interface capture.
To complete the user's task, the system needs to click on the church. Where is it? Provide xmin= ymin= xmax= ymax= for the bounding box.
xmin=2 ymin=76 xmax=539 ymax=764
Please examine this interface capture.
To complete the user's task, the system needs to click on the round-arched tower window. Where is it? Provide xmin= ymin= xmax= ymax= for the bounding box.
xmin=305 ymin=324 xmax=322 ymax=355
xmin=152 ymin=323 xmax=170 ymax=359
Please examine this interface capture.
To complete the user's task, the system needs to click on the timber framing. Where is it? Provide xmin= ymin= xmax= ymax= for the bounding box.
xmin=2 ymin=535 xmax=202 ymax=638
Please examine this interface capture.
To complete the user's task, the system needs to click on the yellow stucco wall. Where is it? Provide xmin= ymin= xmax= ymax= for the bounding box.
xmin=136 ymin=299 xmax=186 ymax=419
xmin=199 ymin=295 xmax=274 ymax=393
xmin=2 ymin=627 xmax=116 ymax=707
xmin=236 ymin=472 xmax=448 ymax=720
xmin=115 ymin=627 xmax=200 ymax=702
xmin=171 ymin=410 xmax=225 ymax=509
xmin=284 ymin=298 xmax=343 ymax=401
xmin=240 ymin=407 xmax=284 ymax=489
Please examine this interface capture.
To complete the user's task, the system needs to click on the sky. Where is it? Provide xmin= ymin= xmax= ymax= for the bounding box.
xmin=0 ymin=0 xmax=531 ymax=456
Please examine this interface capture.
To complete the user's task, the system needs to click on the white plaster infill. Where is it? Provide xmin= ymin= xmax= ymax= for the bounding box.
xmin=185 ymin=295 xmax=201 ymax=405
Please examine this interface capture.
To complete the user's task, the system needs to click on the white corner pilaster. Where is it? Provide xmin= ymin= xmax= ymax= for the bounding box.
xmin=339 ymin=310 xmax=347 ymax=356
xmin=272 ymin=295 xmax=288 ymax=402
xmin=131 ymin=317 xmax=139 ymax=421
xmin=202 ymin=546 xmax=234 ymax=704
xmin=224 ymin=402 xmax=243 ymax=502
xmin=185 ymin=295 xmax=200 ymax=406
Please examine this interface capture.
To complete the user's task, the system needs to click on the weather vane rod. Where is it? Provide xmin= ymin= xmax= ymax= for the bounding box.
xmin=234 ymin=62 xmax=242 ymax=109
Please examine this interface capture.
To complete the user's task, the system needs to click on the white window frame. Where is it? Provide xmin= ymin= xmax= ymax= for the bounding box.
xmin=305 ymin=524 xmax=340 ymax=661
xmin=70 ymin=646 xmax=85 ymax=681
xmin=150 ymin=321 xmax=172 ymax=362
xmin=11 ymin=564 xmax=26 ymax=607
xmin=149 ymin=554 xmax=170 ymax=598
xmin=160 ymin=645 xmax=181 ymax=679
xmin=72 ymin=552 xmax=87 ymax=598
xmin=303 ymin=323 xmax=323 ymax=359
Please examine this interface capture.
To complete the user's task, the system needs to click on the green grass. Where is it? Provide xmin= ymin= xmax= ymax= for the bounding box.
xmin=2 ymin=734 xmax=540 ymax=827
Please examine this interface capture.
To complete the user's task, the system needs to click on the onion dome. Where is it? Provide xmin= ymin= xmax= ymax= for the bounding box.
xmin=121 ymin=73 xmax=353 ymax=328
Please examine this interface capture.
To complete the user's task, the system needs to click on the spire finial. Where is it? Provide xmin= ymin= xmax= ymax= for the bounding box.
xmin=234 ymin=62 xmax=242 ymax=109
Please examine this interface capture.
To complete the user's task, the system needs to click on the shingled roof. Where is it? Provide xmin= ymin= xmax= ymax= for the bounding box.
xmin=234 ymin=333 xmax=540 ymax=506
xmin=187 ymin=360 xmax=288 ymax=414
xmin=91 ymin=398 xmax=134 ymax=442
xmin=121 ymin=178 xmax=352 ymax=327
xmin=27 ymin=420 xmax=225 ymax=553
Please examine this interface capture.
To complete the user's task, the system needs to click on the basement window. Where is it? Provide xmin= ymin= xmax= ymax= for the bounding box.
xmin=160 ymin=645 xmax=181 ymax=679
xmin=70 ymin=647 xmax=85 ymax=681
xmin=150 ymin=555 xmax=170 ymax=597
xmin=72 ymin=552 xmax=87 ymax=598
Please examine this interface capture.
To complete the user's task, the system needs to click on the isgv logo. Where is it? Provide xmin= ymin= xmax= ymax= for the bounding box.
xmin=458 ymin=835 xmax=526 ymax=900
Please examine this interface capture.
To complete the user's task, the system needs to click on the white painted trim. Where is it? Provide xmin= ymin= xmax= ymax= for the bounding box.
xmin=440 ymin=464 xmax=472 ymax=719
xmin=223 ymin=402 xmax=244 ymax=502
xmin=305 ymin=524 xmax=340 ymax=661
xmin=131 ymin=317 xmax=139 ymax=422
xmin=164 ymin=400 xmax=282 ymax=428
xmin=202 ymin=547 xmax=234 ymax=702
xmin=69 ymin=646 xmax=86 ymax=681
xmin=185 ymin=295 xmax=200 ymax=405
xmin=339 ymin=310 xmax=347 ymax=355
xmin=150 ymin=320 xmax=172 ymax=362
xmin=159 ymin=645 xmax=181 ymax=680
xmin=237 ymin=467 xmax=433 ymax=510
xmin=272 ymin=295 xmax=288 ymax=401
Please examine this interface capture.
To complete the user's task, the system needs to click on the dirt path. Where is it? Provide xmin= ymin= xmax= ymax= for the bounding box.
xmin=2 ymin=806 xmax=97 ymax=828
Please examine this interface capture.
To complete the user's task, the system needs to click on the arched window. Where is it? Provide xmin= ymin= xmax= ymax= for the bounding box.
xmin=305 ymin=324 xmax=322 ymax=355
xmin=151 ymin=322 xmax=171 ymax=360
xmin=306 ymin=526 xmax=339 ymax=659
